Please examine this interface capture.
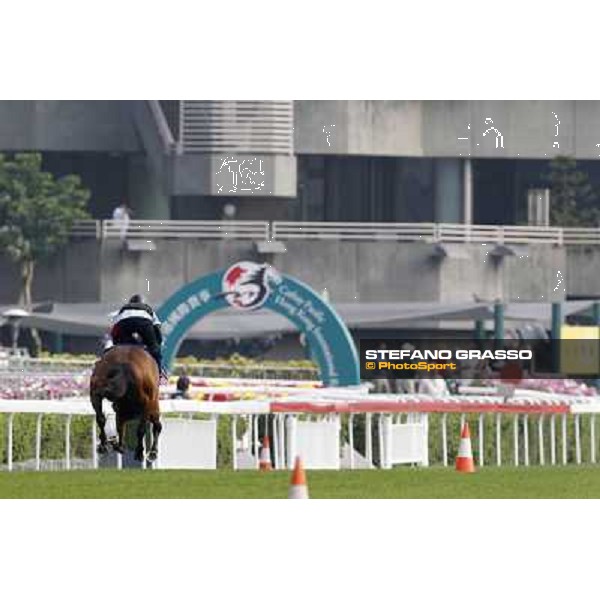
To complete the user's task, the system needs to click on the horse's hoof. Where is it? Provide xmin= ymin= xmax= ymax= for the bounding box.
xmin=147 ymin=450 xmax=158 ymax=462
xmin=112 ymin=443 xmax=124 ymax=454
xmin=134 ymin=450 xmax=144 ymax=462
xmin=97 ymin=444 xmax=109 ymax=455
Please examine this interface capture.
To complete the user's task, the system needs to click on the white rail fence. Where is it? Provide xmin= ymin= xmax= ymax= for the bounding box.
xmin=69 ymin=219 xmax=600 ymax=246
xmin=1 ymin=395 xmax=598 ymax=472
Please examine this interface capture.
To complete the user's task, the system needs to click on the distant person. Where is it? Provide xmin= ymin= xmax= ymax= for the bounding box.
xmin=112 ymin=201 xmax=131 ymax=241
xmin=415 ymin=370 xmax=450 ymax=398
xmin=173 ymin=369 xmax=191 ymax=399
xmin=372 ymin=340 xmax=394 ymax=393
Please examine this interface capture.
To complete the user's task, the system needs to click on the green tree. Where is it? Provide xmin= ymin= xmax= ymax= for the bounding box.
xmin=544 ymin=155 xmax=600 ymax=226
xmin=0 ymin=153 xmax=91 ymax=351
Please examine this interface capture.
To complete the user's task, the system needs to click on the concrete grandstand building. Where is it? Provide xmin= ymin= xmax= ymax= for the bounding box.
xmin=1 ymin=100 xmax=600 ymax=354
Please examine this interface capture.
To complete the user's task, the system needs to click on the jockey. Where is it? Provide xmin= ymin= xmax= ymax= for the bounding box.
xmin=111 ymin=294 xmax=168 ymax=382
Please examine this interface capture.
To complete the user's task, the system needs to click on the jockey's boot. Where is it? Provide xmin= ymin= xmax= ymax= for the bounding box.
xmin=153 ymin=352 xmax=168 ymax=384
xmin=159 ymin=368 xmax=169 ymax=385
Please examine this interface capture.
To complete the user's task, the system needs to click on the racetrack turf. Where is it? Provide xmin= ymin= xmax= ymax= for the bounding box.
xmin=0 ymin=466 xmax=599 ymax=498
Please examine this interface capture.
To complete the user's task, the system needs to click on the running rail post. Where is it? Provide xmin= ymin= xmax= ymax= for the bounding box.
xmin=365 ymin=413 xmax=373 ymax=468
xmin=575 ymin=414 xmax=581 ymax=464
xmin=231 ymin=415 xmax=238 ymax=471
xmin=478 ymin=413 xmax=484 ymax=467
xmin=441 ymin=413 xmax=448 ymax=467
xmin=513 ymin=414 xmax=519 ymax=466
xmin=421 ymin=413 xmax=429 ymax=467
xmin=348 ymin=413 xmax=355 ymax=470
xmin=253 ymin=415 xmax=259 ymax=468
xmin=523 ymin=414 xmax=530 ymax=467
xmin=382 ymin=414 xmax=392 ymax=470
xmin=378 ymin=414 xmax=385 ymax=469
xmin=7 ymin=413 xmax=14 ymax=472
xmin=286 ymin=415 xmax=297 ymax=470
xmin=272 ymin=415 xmax=279 ymax=469
xmin=35 ymin=413 xmax=43 ymax=471
xmin=591 ymin=415 xmax=596 ymax=464
xmin=496 ymin=413 xmax=502 ymax=466
xmin=562 ymin=413 xmax=568 ymax=465
xmin=538 ymin=415 xmax=545 ymax=466
xmin=278 ymin=415 xmax=285 ymax=469
xmin=65 ymin=414 xmax=72 ymax=471
xmin=550 ymin=414 xmax=556 ymax=465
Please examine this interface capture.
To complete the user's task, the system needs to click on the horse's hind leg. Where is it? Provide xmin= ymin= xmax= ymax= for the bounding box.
xmin=92 ymin=395 xmax=109 ymax=454
xmin=147 ymin=413 xmax=162 ymax=462
xmin=112 ymin=413 xmax=126 ymax=454
xmin=134 ymin=418 xmax=147 ymax=462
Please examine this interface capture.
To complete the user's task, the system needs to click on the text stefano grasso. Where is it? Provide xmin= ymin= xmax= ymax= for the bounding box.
xmin=364 ymin=349 xmax=533 ymax=361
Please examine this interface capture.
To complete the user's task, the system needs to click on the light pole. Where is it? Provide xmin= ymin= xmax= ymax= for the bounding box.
xmin=2 ymin=308 xmax=30 ymax=353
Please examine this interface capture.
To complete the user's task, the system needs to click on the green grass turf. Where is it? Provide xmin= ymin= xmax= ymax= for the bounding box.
xmin=1 ymin=466 xmax=600 ymax=498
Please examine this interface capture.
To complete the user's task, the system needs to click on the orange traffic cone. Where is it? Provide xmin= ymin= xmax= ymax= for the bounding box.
xmin=288 ymin=456 xmax=309 ymax=499
xmin=455 ymin=422 xmax=476 ymax=473
xmin=259 ymin=436 xmax=273 ymax=471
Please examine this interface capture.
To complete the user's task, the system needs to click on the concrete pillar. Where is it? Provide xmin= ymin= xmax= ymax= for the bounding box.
xmin=463 ymin=159 xmax=473 ymax=225
xmin=552 ymin=302 xmax=563 ymax=373
xmin=434 ymin=158 xmax=462 ymax=223
xmin=475 ymin=319 xmax=486 ymax=341
xmin=593 ymin=302 xmax=600 ymax=325
xmin=54 ymin=332 xmax=63 ymax=353
xmin=128 ymin=155 xmax=170 ymax=220
xmin=494 ymin=302 xmax=504 ymax=347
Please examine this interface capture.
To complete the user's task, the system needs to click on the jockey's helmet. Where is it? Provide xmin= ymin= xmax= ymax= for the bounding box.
xmin=129 ymin=294 xmax=145 ymax=304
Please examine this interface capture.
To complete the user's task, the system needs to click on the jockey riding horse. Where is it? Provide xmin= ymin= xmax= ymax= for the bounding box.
xmin=110 ymin=294 xmax=168 ymax=382
xmin=90 ymin=293 xmax=165 ymax=462
xmin=90 ymin=345 xmax=162 ymax=462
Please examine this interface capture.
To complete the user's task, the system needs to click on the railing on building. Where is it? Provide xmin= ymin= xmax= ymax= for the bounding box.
xmin=70 ymin=219 xmax=270 ymax=240
xmin=69 ymin=219 xmax=600 ymax=246
xmin=271 ymin=221 xmax=567 ymax=244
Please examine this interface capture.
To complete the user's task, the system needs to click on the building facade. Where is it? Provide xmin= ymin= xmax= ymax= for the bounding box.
xmin=2 ymin=100 xmax=600 ymax=224
xmin=1 ymin=100 xmax=600 ymax=308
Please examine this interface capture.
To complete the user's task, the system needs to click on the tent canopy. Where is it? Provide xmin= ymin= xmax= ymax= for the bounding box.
xmin=0 ymin=300 xmax=596 ymax=340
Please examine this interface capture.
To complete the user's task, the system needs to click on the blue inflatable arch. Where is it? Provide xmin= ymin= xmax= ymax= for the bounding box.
xmin=156 ymin=263 xmax=360 ymax=386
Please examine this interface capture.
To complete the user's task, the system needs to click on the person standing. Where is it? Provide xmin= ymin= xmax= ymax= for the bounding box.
xmin=112 ymin=201 xmax=131 ymax=241
xmin=173 ymin=368 xmax=191 ymax=399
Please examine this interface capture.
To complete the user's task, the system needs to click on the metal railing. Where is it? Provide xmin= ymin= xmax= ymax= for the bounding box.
xmin=70 ymin=220 xmax=102 ymax=238
xmin=271 ymin=221 xmax=568 ymax=244
xmin=69 ymin=219 xmax=600 ymax=246
xmin=70 ymin=219 xmax=270 ymax=240
xmin=1 ymin=394 xmax=599 ymax=473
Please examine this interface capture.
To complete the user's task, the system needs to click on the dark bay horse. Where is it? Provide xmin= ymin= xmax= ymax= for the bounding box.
xmin=90 ymin=345 xmax=162 ymax=462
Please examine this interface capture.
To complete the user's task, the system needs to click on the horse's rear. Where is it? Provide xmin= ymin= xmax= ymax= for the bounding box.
xmin=90 ymin=345 xmax=162 ymax=462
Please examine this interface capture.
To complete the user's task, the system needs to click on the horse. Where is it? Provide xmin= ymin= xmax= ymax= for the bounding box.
xmin=90 ymin=345 xmax=162 ymax=463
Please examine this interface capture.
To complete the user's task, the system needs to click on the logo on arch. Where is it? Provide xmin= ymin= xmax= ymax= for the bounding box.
xmin=222 ymin=261 xmax=281 ymax=310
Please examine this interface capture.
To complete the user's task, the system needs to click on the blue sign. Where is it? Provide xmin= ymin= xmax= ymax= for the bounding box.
xmin=156 ymin=262 xmax=360 ymax=386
